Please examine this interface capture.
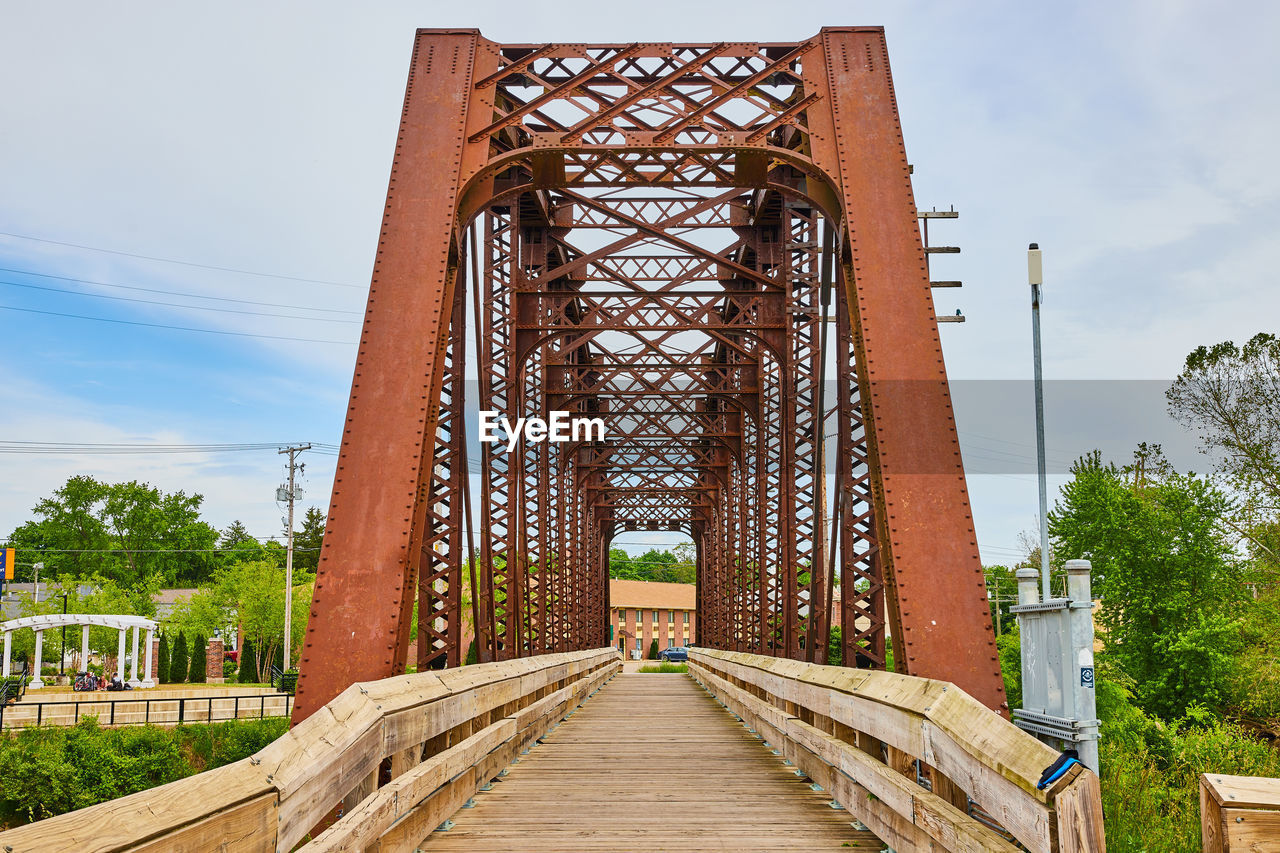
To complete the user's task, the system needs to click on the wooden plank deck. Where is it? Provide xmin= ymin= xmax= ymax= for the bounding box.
xmin=422 ymin=673 xmax=882 ymax=852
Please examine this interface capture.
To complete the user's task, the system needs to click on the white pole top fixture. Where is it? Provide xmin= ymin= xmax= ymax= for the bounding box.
xmin=1028 ymin=242 xmax=1043 ymax=286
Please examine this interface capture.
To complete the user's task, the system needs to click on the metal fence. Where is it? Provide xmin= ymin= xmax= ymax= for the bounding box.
xmin=0 ymin=691 xmax=293 ymax=729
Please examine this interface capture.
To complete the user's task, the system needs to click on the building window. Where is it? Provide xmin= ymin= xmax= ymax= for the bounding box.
xmin=653 ymin=610 xmax=660 ymax=622
xmin=668 ymin=610 xmax=674 ymax=622
xmin=634 ymin=609 xmax=642 ymax=624
xmin=683 ymin=611 xmax=689 ymax=624
xmin=636 ymin=638 xmax=642 ymax=650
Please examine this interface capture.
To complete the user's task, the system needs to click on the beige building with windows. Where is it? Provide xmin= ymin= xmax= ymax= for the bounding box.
xmin=609 ymin=579 xmax=695 ymax=659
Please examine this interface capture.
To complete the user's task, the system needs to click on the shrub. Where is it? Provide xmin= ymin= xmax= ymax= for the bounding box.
xmin=0 ymin=717 xmax=289 ymax=828
xmin=222 ymin=660 xmax=236 ymax=681
xmin=187 ymin=634 xmax=206 ymax=684
xmin=647 ymin=639 xmax=659 ymax=660
xmin=169 ymin=633 xmax=188 ymax=685
xmin=238 ymin=639 xmax=258 ymax=684
xmin=156 ymin=634 xmax=170 ymax=684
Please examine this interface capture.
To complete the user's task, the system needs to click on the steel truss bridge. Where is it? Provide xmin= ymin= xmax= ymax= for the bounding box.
xmin=0 ymin=28 xmax=1106 ymax=852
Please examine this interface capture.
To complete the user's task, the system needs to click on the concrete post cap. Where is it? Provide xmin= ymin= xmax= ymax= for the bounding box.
xmin=1065 ymin=559 xmax=1092 ymax=573
xmin=1015 ymin=568 xmax=1039 ymax=579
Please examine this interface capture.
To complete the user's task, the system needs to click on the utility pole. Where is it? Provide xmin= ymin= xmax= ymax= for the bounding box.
xmin=1028 ymin=243 xmax=1051 ymax=601
xmin=278 ymin=444 xmax=311 ymax=672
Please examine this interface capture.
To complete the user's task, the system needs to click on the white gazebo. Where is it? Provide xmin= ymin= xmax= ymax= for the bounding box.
xmin=0 ymin=614 xmax=158 ymax=689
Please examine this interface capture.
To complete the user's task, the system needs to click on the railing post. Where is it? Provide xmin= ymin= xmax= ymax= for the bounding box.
xmin=178 ymin=697 xmax=185 ymax=724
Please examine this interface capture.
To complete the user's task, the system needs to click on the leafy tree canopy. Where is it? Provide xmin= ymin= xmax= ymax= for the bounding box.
xmin=6 ymin=475 xmax=218 ymax=588
xmin=1168 ymin=332 xmax=1280 ymax=514
xmin=1049 ymin=446 xmax=1247 ymax=717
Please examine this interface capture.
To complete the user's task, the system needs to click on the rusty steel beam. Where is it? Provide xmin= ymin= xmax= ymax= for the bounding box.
xmin=297 ymin=28 xmax=1006 ymax=727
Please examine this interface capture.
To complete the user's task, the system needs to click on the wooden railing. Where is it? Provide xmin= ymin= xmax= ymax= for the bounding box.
xmin=0 ymin=647 xmax=621 ymax=852
xmin=689 ymin=648 xmax=1106 ymax=853
xmin=1200 ymin=773 xmax=1280 ymax=852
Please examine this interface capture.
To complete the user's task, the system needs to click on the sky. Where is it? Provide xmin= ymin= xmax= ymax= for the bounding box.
xmin=1 ymin=1 xmax=1277 ymax=566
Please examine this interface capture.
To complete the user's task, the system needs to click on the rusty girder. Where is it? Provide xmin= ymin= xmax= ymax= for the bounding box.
xmin=294 ymin=29 xmax=1006 ymax=724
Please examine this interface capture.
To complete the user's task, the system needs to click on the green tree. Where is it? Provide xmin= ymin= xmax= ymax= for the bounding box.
xmin=238 ymin=638 xmax=258 ymax=683
xmin=984 ymin=564 xmax=1020 ymax=637
xmin=157 ymin=634 xmax=170 ymax=684
xmin=188 ymin=633 xmax=207 ymax=683
xmin=1167 ymin=333 xmax=1280 ymax=513
xmin=827 ymin=625 xmax=842 ymax=667
xmin=169 ymin=633 xmax=188 ymax=685
xmin=1049 ymin=448 xmax=1245 ymax=718
xmin=647 ymin=638 xmax=659 ymax=660
xmin=292 ymin=507 xmax=326 ymax=572
xmin=5 ymin=476 xmax=219 ymax=587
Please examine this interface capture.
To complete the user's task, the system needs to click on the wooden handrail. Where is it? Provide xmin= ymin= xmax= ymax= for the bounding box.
xmin=689 ymin=649 xmax=1106 ymax=853
xmin=0 ymin=648 xmax=621 ymax=852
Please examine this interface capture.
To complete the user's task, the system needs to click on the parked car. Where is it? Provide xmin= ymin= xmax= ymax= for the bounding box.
xmin=659 ymin=646 xmax=688 ymax=662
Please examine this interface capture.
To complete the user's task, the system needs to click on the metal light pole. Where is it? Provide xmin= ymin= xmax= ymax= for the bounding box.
xmin=278 ymin=444 xmax=311 ymax=672
xmin=1028 ymin=244 xmax=1051 ymax=601
xmin=60 ymin=592 xmax=68 ymax=676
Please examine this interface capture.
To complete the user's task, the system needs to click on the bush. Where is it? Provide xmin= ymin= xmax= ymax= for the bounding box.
xmin=827 ymin=626 xmax=842 ymax=667
xmin=156 ymin=634 xmax=170 ymax=685
xmin=169 ymin=633 xmax=188 ymax=685
xmin=238 ymin=639 xmax=258 ymax=684
xmin=464 ymin=638 xmax=477 ymax=666
xmin=222 ymin=660 xmax=236 ymax=681
xmin=647 ymin=639 xmax=659 ymax=660
xmin=997 ymin=626 xmax=1022 ymax=710
xmin=0 ymin=717 xmax=289 ymax=827
xmin=188 ymin=634 xmax=206 ymax=684
xmin=1096 ymin=667 xmax=1280 ymax=852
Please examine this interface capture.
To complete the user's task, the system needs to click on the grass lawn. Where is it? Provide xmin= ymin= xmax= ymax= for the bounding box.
xmin=637 ymin=663 xmax=688 ymax=674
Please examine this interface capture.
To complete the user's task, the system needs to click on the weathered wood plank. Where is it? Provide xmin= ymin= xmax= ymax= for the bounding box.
xmin=1053 ymin=770 xmax=1106 ymax=853
xmin=1202 ymin=775 xmax=1227 ymax=853
xmin=424 ymin=674 xmax=878 ymax=852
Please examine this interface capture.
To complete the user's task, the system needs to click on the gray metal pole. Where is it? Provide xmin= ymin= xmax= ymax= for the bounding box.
xmin=1028 ymin=244 xmax=1050 ymax=600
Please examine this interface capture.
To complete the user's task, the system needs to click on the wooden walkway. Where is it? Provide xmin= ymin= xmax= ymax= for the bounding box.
xmin=423 ymin=672 xmax=882 ymax=851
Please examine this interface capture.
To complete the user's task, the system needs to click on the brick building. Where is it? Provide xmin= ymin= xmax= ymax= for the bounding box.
xmin=610 ymin=579 xmax=695 ymax=659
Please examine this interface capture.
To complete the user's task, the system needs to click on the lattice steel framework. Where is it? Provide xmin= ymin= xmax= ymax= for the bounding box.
xmin=294 ymin=28 xmax=1006 ymax=722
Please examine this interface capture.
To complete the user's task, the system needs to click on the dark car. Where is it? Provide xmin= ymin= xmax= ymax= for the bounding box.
xmin=659 ymin=646 xmax=689 ymax=662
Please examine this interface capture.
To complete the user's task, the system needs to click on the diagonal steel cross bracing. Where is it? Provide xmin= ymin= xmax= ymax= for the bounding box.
xmin=294 ymin=28 xmax=1006 ymax=724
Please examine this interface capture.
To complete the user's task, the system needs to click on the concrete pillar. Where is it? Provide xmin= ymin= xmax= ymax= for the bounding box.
xmin=128 ymin=626 xmax=141 ymax=687
xmin=115 ymin=629 xmax=126 ymax=684
xmin=81 ymin=625 xmax=90 ymax=672
xmin=1016 ymin=567 xmax=1040 ymax=607
xmin=142 ymin=630 xmax=155 ymax=687
xmin=2 ymin=631 xmax=10 ymax=678
xmin=31 ymin=630 xmax=45 ymax=689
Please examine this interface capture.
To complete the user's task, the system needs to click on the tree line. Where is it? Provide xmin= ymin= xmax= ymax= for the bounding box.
xmin=2 ymin=476 xmax=324 ymax=676
xmin=988 ymin=332 xmax=1280 ymax=851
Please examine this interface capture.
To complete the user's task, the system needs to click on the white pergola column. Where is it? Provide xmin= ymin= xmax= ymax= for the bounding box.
xmin=128 ymin=626 xmax=141 ymax=686
xmin=30 ymin=630 xmax=45 ymax=689
xmin=142 ymin=629 xmax=154 ymax=687
xmin=2 ymin=631 xmax=10 ymax=678
xmin=115 ymin=628 xmax=126 ymax=684
xmin=81 ymin=625 xmax=90 ymax=673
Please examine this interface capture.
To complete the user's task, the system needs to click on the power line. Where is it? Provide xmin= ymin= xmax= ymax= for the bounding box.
xmin=0 ymin=278 xmax=360 ymax=324
xmin=0 ymin=441 xmax=339 ymax=455
xmin=0 ymin=304 xmax=356 ymax=345
xmin=0 ymin=266 xmax=362 ymax=314
xmin=0 ymin=230 xmax=362 ymax=288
